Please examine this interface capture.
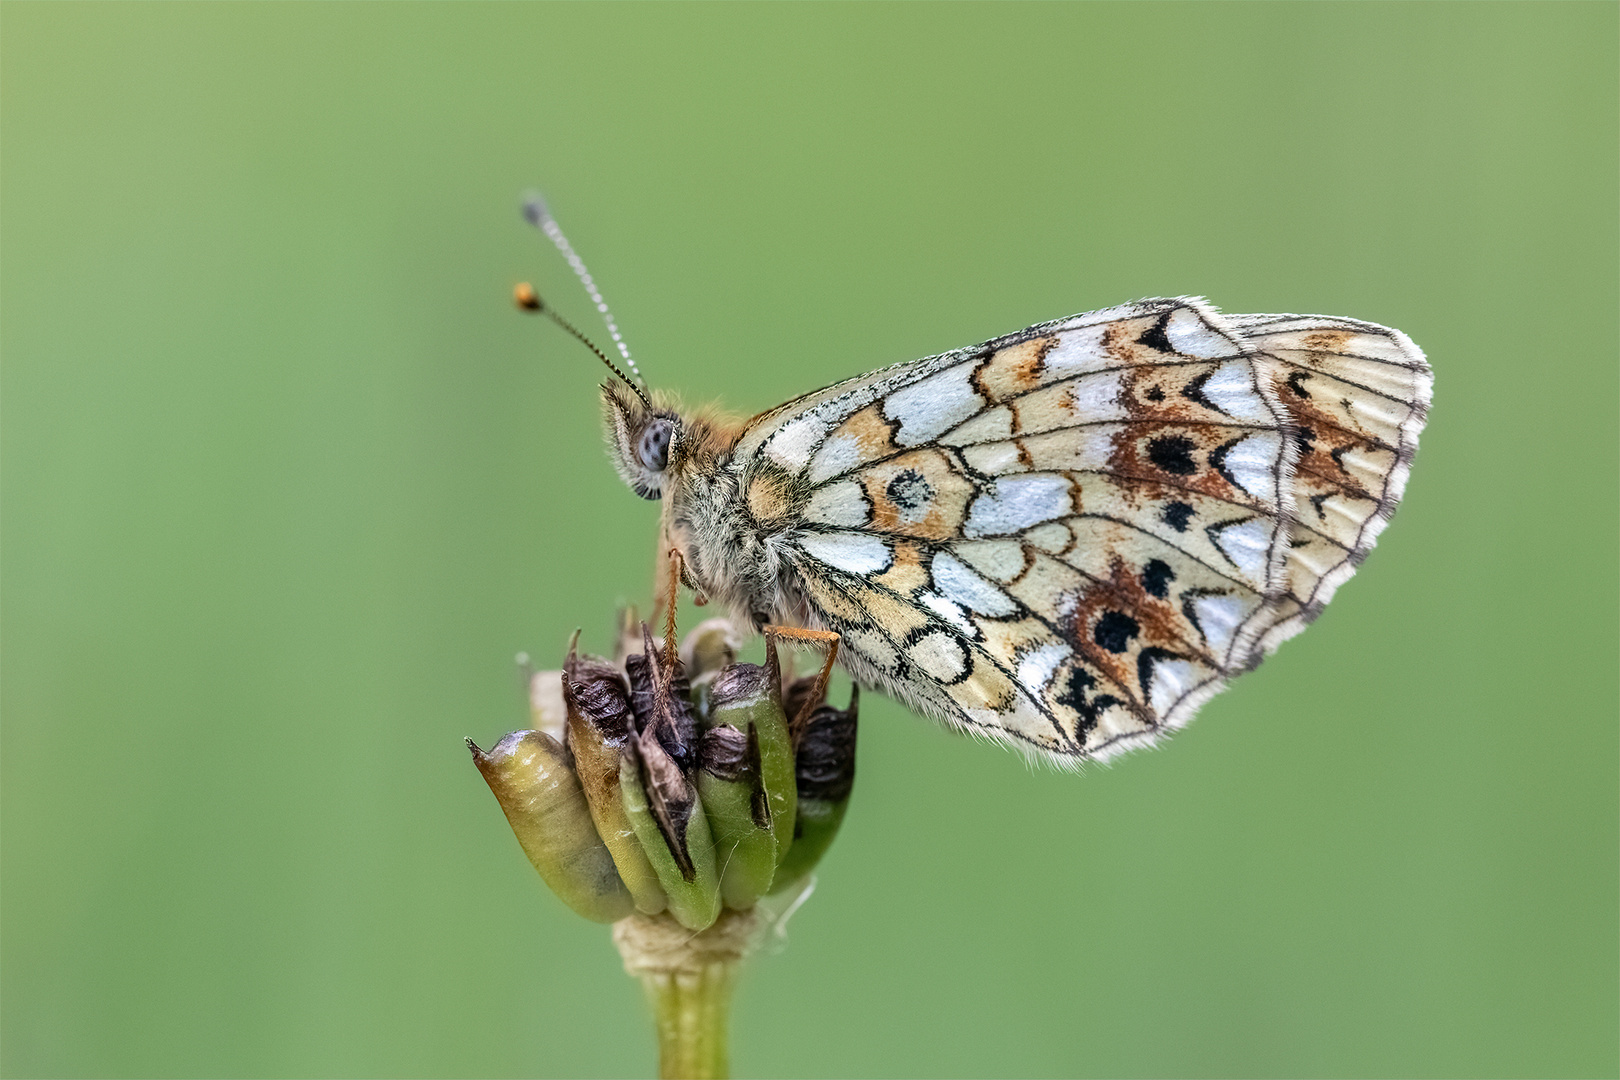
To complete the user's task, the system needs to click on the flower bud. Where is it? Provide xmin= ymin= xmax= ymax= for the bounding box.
xmin=697 ymin=720 xmax=778 ymax=910
xmin=681 ymin=617 xmax=739 ymax=683
xmin=468 ymin=730 xmax=634 ymax=924
xmin=619 ymin=738 xmax=722 ymax=931
xmin=563 ymin=651 xmax=668 ymax=915
xmin=476 ymin=611 xmax=861 ymax=945
xmin=772 ymin=686 xmax=858 ymax=891
xmin=619 ymin=624 xmax=723 ymax=931
xmin=705 ymin=659 xmax=797 ymax=876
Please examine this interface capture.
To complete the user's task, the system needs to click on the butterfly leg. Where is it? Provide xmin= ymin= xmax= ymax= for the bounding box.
xmin=662 ymin=548 xmax=684 ymax=671
xmin=762 ymin=624 xmax=841 ymax=742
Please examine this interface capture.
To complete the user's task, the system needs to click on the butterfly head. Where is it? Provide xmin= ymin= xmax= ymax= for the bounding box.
xmin=601 ymin=380 xmax=685 ymax=501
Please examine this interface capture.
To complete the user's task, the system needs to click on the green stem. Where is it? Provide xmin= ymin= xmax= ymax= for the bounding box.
xmin=641 ymin=958 xmax=735 ymax=1079
xmin=613 ymin=909 xmax=760 ymax=1080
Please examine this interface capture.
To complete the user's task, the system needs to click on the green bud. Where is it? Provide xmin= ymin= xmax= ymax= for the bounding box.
xmin=772 ymin=686 xmax=858 ymax=892
xmin=619 ymin=739 xmax=722 ymax=931
xmin=468 ymin=730 xmax=634 ymax=924
xmin=563 ymin=651 xmax=668 ymax=915
xmin=706 ymin=657 xmax=797 ymax=873
xmin=696 ymin=721 xmax=777 ymax=909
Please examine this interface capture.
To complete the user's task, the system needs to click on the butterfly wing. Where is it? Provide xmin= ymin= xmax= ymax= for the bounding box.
xmin=735 ymin=298 xmax=1428 ymax=763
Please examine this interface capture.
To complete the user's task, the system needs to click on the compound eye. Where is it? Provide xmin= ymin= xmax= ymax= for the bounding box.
xmin=637 ymin=418 xmax=674 ymax=473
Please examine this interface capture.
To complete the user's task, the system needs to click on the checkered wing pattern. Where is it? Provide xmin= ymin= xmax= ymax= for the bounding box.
xmin=732 ymin=298 xmax=1429 ymax=762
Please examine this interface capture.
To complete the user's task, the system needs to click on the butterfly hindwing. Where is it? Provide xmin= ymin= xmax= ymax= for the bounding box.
xmin=1228 ymin=314 xmax=1432 ymax=654
xmin=732 ymin=298 xmax=1428 ymax=762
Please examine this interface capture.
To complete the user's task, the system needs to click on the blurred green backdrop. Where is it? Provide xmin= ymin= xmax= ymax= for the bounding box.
xmin=3 ymin=3 xmax=1615 ymax=1077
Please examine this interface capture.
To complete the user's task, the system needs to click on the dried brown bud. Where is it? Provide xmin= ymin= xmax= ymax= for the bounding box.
xmin=626 ymin=624 xmax=699 ymax=771
xmin=624 ymin=652 xmax=657 ymax=727
xmin=698 ymin=723 xmax=750 ymax=782
xmin=796 ymin=687 xmax=858 ymax=804
xmin=769 ymin=685 xmax=859 ymax=891
xmin=708 ymin=662 xmax=778 ymax=708
xmin=563 ymin=652 xmax=635 ymax=743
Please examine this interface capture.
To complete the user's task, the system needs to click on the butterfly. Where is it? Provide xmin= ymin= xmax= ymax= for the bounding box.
xmin=519 ymin=198 xmax=1432 ymax=766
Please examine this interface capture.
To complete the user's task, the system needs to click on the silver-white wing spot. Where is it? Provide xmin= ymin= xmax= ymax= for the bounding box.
xmin=797 ymin=532 xmax=893 ymax=575
xmin=883 ymin=361 xmax=985 ymax=446
xmin=964 ymin=474 xmax=1075 ymax=538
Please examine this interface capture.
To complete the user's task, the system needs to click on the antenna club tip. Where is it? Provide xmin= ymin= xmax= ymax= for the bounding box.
xmin=521 ymin=192 xmax=549 ymax=226
xmin=513 ymin=282 xmax=542 ymax=311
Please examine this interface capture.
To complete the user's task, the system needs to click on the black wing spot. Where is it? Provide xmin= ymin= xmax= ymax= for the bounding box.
xmin=1136 ymin=646 xmax=1185 ymax=700
xmin=1147 ymin=435 xmax=1198 ymax=475
xmin=1161 ymin=501 xmax=1194 ymax=532
xmin=1138 ymin=311 xmax=1175 ymax=353
xmin=886 ymin=469 xmax=933 ymax=512
xmin=1294 ymin=426 xmax=1316 ymax=453
xmin=1203 ymin=517 xmax=1259 ymax=572
xmin=1180 ymin=369 xmax=1222 ymax=414
xmin=1056 ymin=665 xmax=1120 ymax=740
xmin=1093 ymin=611 xmax=1140 ymax=654
xmin=1209 ymin=438 xmax=1243 ymax=489
xmin=1285 ymin=370 xmax=1312 ymax=399
xmin=1141 ymin=558 xmax=1174 ymax=599
xmin=1179 ymin=587 xmax=1228 ymax=640
xmin=1144 ymin=385 xmax=1166 ymax=402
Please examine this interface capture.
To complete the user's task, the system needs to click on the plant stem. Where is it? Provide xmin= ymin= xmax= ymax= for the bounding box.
xmin=613 ymin=908 xmax=760 ymax=1079
xmin=640 ymin=957 xmax=735 ymax=1078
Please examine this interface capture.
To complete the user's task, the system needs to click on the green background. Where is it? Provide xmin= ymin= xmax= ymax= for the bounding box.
xmin=4 ymin=3 xmax=1616 ymax=1077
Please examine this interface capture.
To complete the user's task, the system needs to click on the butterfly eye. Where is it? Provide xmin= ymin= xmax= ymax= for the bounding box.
xmin=638 ymin=418 xmax=674 ymax=472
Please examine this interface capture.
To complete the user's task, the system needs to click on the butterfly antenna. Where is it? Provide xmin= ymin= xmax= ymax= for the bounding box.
xmin=513 ymin=282 xmax=654 ymax=412
xmin=521 ymin=192 xmax=645 ymax=388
